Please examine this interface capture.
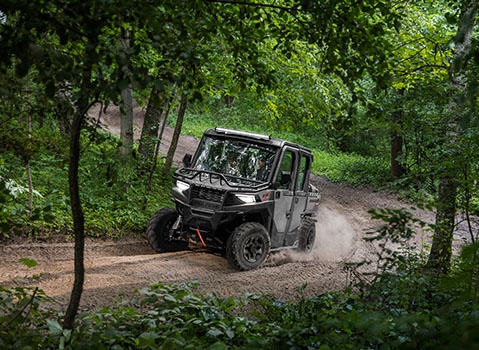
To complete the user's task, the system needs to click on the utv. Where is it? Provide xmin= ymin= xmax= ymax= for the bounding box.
xmin=147 ymin=127 xmax=321 ymax=270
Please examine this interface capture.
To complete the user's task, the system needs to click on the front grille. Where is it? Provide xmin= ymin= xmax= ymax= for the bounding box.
xmin=190 ymin=186 xmax=225 ymax=203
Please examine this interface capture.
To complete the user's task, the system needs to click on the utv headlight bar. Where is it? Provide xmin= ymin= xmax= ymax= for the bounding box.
xmin=176 ymin=180 xmax=190 ymax=192
xmin=215 ymin=127 xmax=271 ymax=141
xmin=235 ymin=194 xmax=256 ymax=203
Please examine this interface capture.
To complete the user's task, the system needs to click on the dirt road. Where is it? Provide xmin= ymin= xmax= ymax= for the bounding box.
xmin=0 ymin=105 xmax=473 ymax=312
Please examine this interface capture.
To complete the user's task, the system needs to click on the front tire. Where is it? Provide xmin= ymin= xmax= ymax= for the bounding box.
xmin=226 ymin=222 xmax=271 ymax=271
xmin=147 ymin=208 xmax=188 ymax=253
xmin=298 ymin=218 xmax=316 ymax=253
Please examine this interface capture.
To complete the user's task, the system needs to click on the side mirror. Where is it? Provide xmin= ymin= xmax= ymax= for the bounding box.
xmin=182 ymin=153 xmax=192 ymax=168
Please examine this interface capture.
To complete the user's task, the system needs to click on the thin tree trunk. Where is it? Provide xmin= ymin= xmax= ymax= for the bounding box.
xmin=390 ymin=127 xmax=405 ymax=179
xmin=138 ymin=87 xmax=164 ymax=168
xmin=163 ymin=92 xmax=187 ymax=176
xmin=63 ymin=108 xmax=86 ymax=330
xmin=119 ymin=28 xmax=134 ymax=161
xmin=390 ymin=89 xmax=406 ymax=179
xmin=25 ymin=75 xmax=33 ymax=217
xmin=223 ymin=93 xmax=234 ymax=108
xmin=120 ymin=87 xmax=133 ymax=158
xmin=63 ymin=37 xmax=97 ymax=330
xmin=158 ymin=104 xmax=170 ymax=149
xmin=426 ymin=1 xmax=478 ymax=274
xmin=54 ymin=81 xmax=74 ymax=137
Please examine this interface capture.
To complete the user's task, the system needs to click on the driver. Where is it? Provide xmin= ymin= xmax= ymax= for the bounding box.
xmin=256 ymin=159 xmax=268 ymax=181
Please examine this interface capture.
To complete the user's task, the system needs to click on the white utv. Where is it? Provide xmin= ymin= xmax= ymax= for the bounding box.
xmin=147 ymin=127 xmax=321 ymax=270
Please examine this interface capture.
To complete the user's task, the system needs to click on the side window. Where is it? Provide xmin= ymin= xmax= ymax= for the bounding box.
xmin=275 ymin=150 xmax=295 ymax=190
xmin=296 ymin=155 xmax=309 ymax=191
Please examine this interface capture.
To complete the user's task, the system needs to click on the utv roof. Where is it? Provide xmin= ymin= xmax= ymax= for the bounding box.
xmin=205 ymin=127 xmax=312 ymax=154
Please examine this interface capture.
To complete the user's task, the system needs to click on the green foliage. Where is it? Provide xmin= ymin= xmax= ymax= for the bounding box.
xmin=2 ymin=259 xmax=479 ymax=349
xmin=0 ymin=285 xmax=57 ymax=349
xmin=0 ymin=123 xmax=174 ymax=238
xmin=0 ymin=283 xmax=261 ymax=349
xmin=18 ymin=258 xmax=38 ymax=269
xmin=443 ymin=242 xmax=479 ymax=298
xmin=312 ymin=150 xmax=390 ymax=187
xmin=72 ymin=283 xmax=261 ymax=349
xmin=0 ymin=177 xmax=24 ymax=237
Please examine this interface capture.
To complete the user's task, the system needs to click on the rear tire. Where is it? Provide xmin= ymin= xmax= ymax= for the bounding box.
xmin=226 ymin=222 xmax=270 ymax=271
xmin=147 ymin=208 xmax=188 ymax=253
xmin=298 ymin=218 xmax=316 ymax=253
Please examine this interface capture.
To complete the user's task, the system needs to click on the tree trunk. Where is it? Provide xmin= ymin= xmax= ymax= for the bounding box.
xmin=63 ymin=37 xmax=97 ymax=330
xmin=63 ymin=106 xmax=86 ymax=330
xmin=138 ymin=87 xmax=164 ymax=168
xmin=25 ymin=76 xmax=33 ymax=218
xmin=224 ymin=93 xmax=234 ymax=108
xmin=158 ymin=106 xmax=169 ymax=149
xmin=163 ymin=92 xmax=187 ymax=176
xmin=118 ymin=28 xmax=134 ymax=161
xmin=426 ymin=1 xmax=478 ymax=274
xmin=54 ymin=81 xmax=75 ymax=137
xmin=427 ymin=178 xmax=458 ymax=274
xmin=390 ymin=89 xmax=406 ymax=179
xmin=390 ymin=127 xmax=405 ymax=179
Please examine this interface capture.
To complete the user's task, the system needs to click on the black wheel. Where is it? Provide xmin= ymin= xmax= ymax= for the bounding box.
xmin=298 ymin=218 xmax=316 ymax=253
xmin=226 ymin=222 xmax=271 ymax=271
xmin=147 ymin=208 xmax=188 ymax=253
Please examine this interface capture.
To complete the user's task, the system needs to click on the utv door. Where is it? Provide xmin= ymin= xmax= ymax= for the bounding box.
xmin=272 ymin=150 xmax=312 ymax=247
xmin=286 ymin=153 xmax=311 ymax=240
xmin=271 ymin=147 xmax=297 ymax=247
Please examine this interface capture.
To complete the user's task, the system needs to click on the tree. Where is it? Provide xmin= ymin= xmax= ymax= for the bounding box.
xmin=118 ymin=27 xmax=134 ymax=161
xmin=426 ymin=0 xmax=478 ymax=274
xmin=138 ymin=87 xmax=166 ymax=168
xmin=390 ymin=89 xmax=406 ymax=179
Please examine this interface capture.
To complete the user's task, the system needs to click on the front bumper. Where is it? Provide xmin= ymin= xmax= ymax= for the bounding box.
xmin=172 ymin=196 xmax=272 ymax=248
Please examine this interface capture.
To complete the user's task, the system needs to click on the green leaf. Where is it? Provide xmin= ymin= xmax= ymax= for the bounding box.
xmin=207 ymin=328 xmax=223 ymax=337
xmin=18 ymin=258 xmax=38 ymax=268
xmin=140 ymin=331 xmax=159 ymax=341
xmin=208 ymin=343 xmax=228 ymax=350
xmin=445 ymin=12 xmax=456 ymax=25
xmin=47 ymin=319 xmax=63 ymax=336
xmin=43 ymin=213 xmax=55 ymax=223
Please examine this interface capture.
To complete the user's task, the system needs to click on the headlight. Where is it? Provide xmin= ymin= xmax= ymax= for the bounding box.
xmin=176 ymin=180 xmax=190 ymax=192
xmin=236 ymin=194 xmax=256 ymax=203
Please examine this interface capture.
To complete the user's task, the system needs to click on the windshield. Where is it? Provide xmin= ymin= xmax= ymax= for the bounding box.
xmin=193 ymin=136 xmax=277 ymax=183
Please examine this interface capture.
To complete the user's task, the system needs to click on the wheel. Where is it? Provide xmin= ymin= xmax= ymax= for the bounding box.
xmin=298 ymin=218 xmax=316 ymax=253
xmin=147 ymin=208 xmax=188 ymax=253
xmin=226 ymin=222 xmax=271 ymax=271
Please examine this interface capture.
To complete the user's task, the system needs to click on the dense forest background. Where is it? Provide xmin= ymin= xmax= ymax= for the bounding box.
xmin=1 ymin=0 xmax=479 ymax=348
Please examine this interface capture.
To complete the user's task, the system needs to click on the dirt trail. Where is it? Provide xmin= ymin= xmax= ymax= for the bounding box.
xmin=0 ymin=105 xmax=473 ymax=312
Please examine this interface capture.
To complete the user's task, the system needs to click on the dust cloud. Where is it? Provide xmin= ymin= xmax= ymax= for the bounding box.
xmin=312 ymin=206 xmax=356 ymax=261
xmin=267 ymin=206 xmax=356 ymax=265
